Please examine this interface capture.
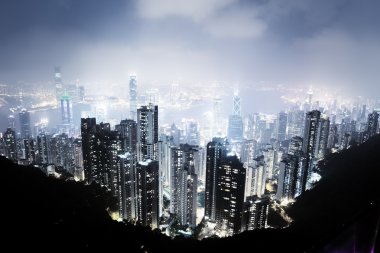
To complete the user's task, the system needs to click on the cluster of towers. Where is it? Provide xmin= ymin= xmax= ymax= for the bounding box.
xmin=1 ymin=75 xmax=379 ymax=237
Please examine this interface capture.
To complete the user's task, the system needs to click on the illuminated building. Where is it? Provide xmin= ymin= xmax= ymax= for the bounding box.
xmin=204 ymin=137 xmax=229 ymax=221
xmin=19 ymin=109 xmax=31 ymax=139
xmin=242 ymin=196 xmax=269 ymax=231
xmin=136 ymin=160 xmax=160 ymax=229
xmin=129 ymin=75 xmax=138 ymax=121
xmin=3 ymin=128 xmax=17 ymax=161
xmin=215 ymin=154 xmax=246 ymax=236
xmin=137 ymin=104 xmax=158 ymax=161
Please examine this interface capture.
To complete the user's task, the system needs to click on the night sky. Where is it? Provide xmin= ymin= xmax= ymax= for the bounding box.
xmin=1 ymin=0 xmax=380 ymax=96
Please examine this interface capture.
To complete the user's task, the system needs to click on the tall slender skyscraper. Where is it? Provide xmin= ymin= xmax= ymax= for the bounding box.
xmin=55 ymin=67 xmax=64 ymax=104
xmin=137 ymin=104 xmax=158 ymax=161
xmin=3 ymin=128 xmax=17 ymax=161
xmin=19 ymin=109 xmax=31 ymax=139
xmin=228 ymin=91 xmax=243 ymax=142
xmin=363 ymin=111 xmax=379 ymax=142
xmin=61 ymin=94 xmax=73 ymax=125
xmin=129 ymin=75 xmax=138 ymax=121
xmin=170 ymin=144 xmax=198 ymax=227
xmin=205 ymin=138 xmax=229 ymax=221
xmin=136 ymin=160 xmax=160 ymax=229
xmin=215 ymin=154 xmax=246 ymax=236
xmin=277 ymin=112 xmax=287 ymax=142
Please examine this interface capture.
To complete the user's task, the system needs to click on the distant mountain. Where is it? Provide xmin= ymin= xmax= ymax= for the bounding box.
xmin=1 ymin=135 xmax=380 ymax=252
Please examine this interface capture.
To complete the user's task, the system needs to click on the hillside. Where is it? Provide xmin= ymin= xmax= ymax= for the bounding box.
xmin=1 ymin=135 xmax=380 ymax=252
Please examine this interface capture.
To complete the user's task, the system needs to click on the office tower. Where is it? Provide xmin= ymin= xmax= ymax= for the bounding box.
xmin=55 ymin=67 xmax=64 ymax=104
xmin=136 ymin=160 xmax=160 ymax=229
xmin=212 ymin=98 xmax=223 ymax=137
xmin=170 ymin=123 xmax=181 ymax=146
xmin=215 ymin=154 xmax=246 ymax=236
xmin=115 ymin=119 xmax=137 ymax=153
xmin=170 ymin=144 xmax=198 ymax=227
xmin=204 ymin=138 xmax=229 ymax=221
xmin=137 ymin=104 xmax=158 ymax=161
xmin=73 ymin=138 xmax=84 ymax=181
xmin=129 ymin=75 xmax=138 ymax=121
xmin=363 ymin=111 xmax=379 ymax=142
xmin=3 ymin=128 xmax=17 ymax=161
xmin=19 ymin=109 xmax=31 ymax=139
xmin=242 ymin=196 xmax=269 ymax=231
xmin=277 ymin=112 xmax=287 ymax=142
xmin=36 ymin=132 xmax=51 ymax=165
xmin=228 ymin=91 xmax=243 ymax=142
xmin=61 ymin=94 xmax=73 ymax=125
xmin=117 ymin=152 xmax=137 ymax=221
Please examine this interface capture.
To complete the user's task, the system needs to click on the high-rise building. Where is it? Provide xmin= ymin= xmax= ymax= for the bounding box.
xmin=50 ymin=133 xmax=74 ymax=173
xmin=170 ymin=144 xmax=198 ymax=227
xmin=228 ymin=91 xmax=243 ymax=142
xmin=137 ymin=104 xmax=158 ymax=161
xmin=277 ymin=112 xmax=287 ymax=142
xmin=115 ymin=119 xmax=137 ymax=153
xmin=215 ymin=154 xmax=246 ymax=236
xmin=81 ymin=118 xmax=121 ymax=189
xmin=19 ymin=109 xmax=31 ymax=139
xmin=204 ymin=138 xmax=229 ymax=221
xmin=242 ymin=196 xmax=269 ymax=231
xmin=117 ymin=152 xmax=137 ymax=221
xmin=212 ymin=98 xmax=223 ymax=137
xmin=61 ymin=94 xmax=73 ymax=125
xmin=73 ymin=138 xmax=84 ymax=181
xmin=3 ymin=128 xmax=17 ymax=161
xmin=129 ymin=75 xmax=138 ymax=121
xmin=36 ymin=132 xmax=51 ymax=165
xmin=55 ymin=67 xmax=64 ymax=104
xmin=363 ymin=111 xmax=379 ymax=142
xmin=136 ymin=160 xmax=160 ymax=229
xmin=245 ymin=156 xmax=266 ymax=198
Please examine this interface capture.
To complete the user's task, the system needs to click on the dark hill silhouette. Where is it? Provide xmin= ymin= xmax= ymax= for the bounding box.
xmin=1 ymin=135 xmax=380 ymax=252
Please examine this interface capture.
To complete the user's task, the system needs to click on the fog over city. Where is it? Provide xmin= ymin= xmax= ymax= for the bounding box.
xmin=1 ymin=0 xmax=380 ymax=97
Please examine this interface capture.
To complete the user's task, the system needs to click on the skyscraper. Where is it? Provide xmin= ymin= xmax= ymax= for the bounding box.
xmin=204 ymin=138 xmax=229 ymax=221
xmin=212 ymin=98 xmax=223 ymax=137
xmin=19 ymin=109 xmax=31 ymax=139
xmin=136 ymin=160 xmax=160 ymax=229
xmin=80 ymin=118 xmax=121 ymax=189
xmin=277 ymin=112 xmax=287 ymax=142
xmin=117 ymin=152 xmax=137 ymax=221
xmin=363 ymin=110 xmax=379 ymax=142
xmin=137 ymin=104 xmax=158 ymax=161
xmin=115 ymin=119 xmax=137 ymax=153
xmin=129 ymin=75 xmax=138 ymax=121
xmin=215 ymin=154 xmax=246 ymax=236
xmin=170 ymin=144 xmax=198 ymax=227
xmin=55 ymin=67 xmax=64 ymax=104
xmin=3 ymin=128 xmax=17 ymax=161
xmin=242 ymin=196 xmax=269 ymax=231
xmin=61 ymin=94 xmax=73 ymax=125
xmin=228 ymin=91 xmax=243 ymax=142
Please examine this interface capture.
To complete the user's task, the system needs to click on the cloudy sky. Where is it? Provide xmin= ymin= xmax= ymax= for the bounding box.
xmin=0 ymin=0 xmax=379 ymax=96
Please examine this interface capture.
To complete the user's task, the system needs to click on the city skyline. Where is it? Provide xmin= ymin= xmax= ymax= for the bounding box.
xmin=0 ymin=0 xmax=379 ymax=249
